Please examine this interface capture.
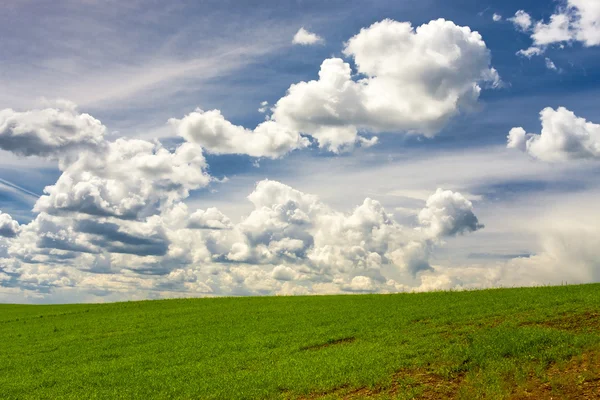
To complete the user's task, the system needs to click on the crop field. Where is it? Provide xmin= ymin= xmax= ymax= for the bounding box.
xmin=1 ymin=284 xmax=599 ymax=399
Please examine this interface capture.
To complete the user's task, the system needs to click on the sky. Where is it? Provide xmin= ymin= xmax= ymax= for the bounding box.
xmin=1 ymin=0 xmax=600 ymax=303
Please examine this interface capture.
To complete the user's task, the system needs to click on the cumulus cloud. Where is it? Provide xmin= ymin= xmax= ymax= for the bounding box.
xmin=271 ymin=19 xmax=500 ymax=151
xmin=2 ymin=171 xmax=484 ymax=298
xmin=34 ymin=139 xmax=210 ymax=220
xmin=0 ymin=102 xmax=106 ymax=159
xmin=0 ymin=211 xmax=19 ymax=238
xmin=493 ymin=14 xmax=503 ymax=22
xmin=509 ymin=10 xmax=533 ymax=31
xmin=532 ymin=12 xmax=573 ymax=46
xmin=292 ymin=27 xmax=324 ymax=45
xmin=215 ymin=181 xmax=482 ymax=282
xmin=513 ymin=1 xmax=600 ymax=55
xmin=0 ymin=18 xmax=501 ymax=300
xmin=188 ymin=208 xmax=232 ymax=230
xmin=0 ymin=102 xmax=215 ymax=287
xmin=343 ymin=275 xmax=376 ymax=292
xmin=170 ymin=109 xmax=309 ymax=158
xmin=507 ymin=107 xmax=600 ymax=161
xmin=171 ymin=18 xmax=499 ymax=154
xmin=418 ymin=189 xmax=483 ymax=238
xmin=271 ymin=265 xmax=298 ymax=281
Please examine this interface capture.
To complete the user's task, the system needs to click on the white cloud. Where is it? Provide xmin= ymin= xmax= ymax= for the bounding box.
xmin=532 ymin=12 xmax=573 ymax=45
xmin=418 ymin=189 xmax=483 ymax=238
xmin=169 ymin=18 xmax=499 ymax=154
xmin=258 ymin=101 xmax=269 ymax=114
xmin=545 ymin=57 xmax=558 ymax=71
xmin=493 ymin=14 xmax=503 ymax=22
xmin=514 ymin=1 xmax=600 ymax=54
xmin=0 ymin=211 xmax=19 ymax=238
xmin=188 ymin=208 xmax=232 ymax=230
xmin=34 ymin=139 xmax=210 ymax=220
xmin=516 ymin=46 xmax=543 ymax=58
xmin=571 ymin=0 xmax=600 ymax=46
xmin=271 ymin=265 xmax=298 ymax=281
xmin=272 ymin=19 xmax=500 ymax=151
xmin=508 ymin=107 xmax=600 ymax=162
xmin=217 ymin=180 xmax=482 ymax=283
xmin=1 ymin=171 xmax=484 ymax=298
xmin=343 ymin=275 xmax=376 ymax=292
xmin=504 ymin=214 xmax=600 ymax=286
xmin=292 ymin=27 xmax=324 ymax=45
xmin=0 ymin=102 xmax=106 ymax=159
xmin=509 ymin=10 xmax=533 ymax=31
xmin=170 ymin=109 xmax=309 ymax=158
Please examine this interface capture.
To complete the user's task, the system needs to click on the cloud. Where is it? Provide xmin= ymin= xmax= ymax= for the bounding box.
xmin=188 ymin=208 xmax=232 ymax=230
xmin=532 ymin=12 xmax=573 ymax=46
xmin=219 ymin=180 xmax=482 ymax=282
xmin=545 ymin=57 xmax=558 ymax=71
xmin=2 ymin=173 xmax=484 ymax=298
xmin=258 ymin=101 xmax=269 ymax=114
xmin=0 ymin=102 xmax=106 ymax=159
xmin=342 ymin=275 xmax=376 ymax=292
xmin=271 ymin=265 xmax=298 ymax=281
xmin=504 ymin=218 xmax=600 ymax=286
xmin=493 ymin=14 xmax=502 ymax=22
xmin=516 ymin=46 xmax=543 ymax=58
xmin=571 ymin=0 xmax=600 ymax=46
xmin=170 ymin=18 xmax=499 ymax=154
xmin=292 ymin=27 xmax=324 ymax=45
xmin=507 ymin=107 xmax=600 ymax=162
xmin=0 ymin=211 xmax=19 ymax=238
xmin=170 ymin=109 xmax=309 ymax=158
xmin=513 ymin=1 xmax=600 ymax=54
xmin=272 ymin=19 xmax=500 ymax=151
xmin=418 ymin=189 xmax=483 ymax=238
xmin=509 ymin=10 xmax=533 ymax=31
xmin=75 ymin=218 xmax=170 ymax=257
xmin=34 ymin=138 xmax=210 ymax=220
xmin=0 ymin=102 xmax=213 ymax=274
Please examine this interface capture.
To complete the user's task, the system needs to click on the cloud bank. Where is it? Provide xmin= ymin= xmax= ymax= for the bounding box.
xmin=0 ymin=102 xmax=485 ymax=299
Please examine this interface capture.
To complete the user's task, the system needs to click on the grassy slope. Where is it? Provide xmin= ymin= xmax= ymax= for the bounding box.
xmin=1 ymin=284 xmax=599 ymax=399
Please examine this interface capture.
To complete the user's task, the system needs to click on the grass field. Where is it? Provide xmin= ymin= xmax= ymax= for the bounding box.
xmin=1 ymin=284 xmax=599 ymax=399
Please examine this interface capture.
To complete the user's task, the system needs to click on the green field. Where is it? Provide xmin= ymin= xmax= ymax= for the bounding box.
xmin=1 ymin=284 xmax=599 ymax=399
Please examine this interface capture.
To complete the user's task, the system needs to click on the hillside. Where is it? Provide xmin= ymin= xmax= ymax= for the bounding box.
xmin=1 ymin=284 xmax=599 ymax=399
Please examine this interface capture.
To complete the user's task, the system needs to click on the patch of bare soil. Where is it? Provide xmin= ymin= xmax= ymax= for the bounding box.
xmin=299 ymin=368 xmax=464 ymax=399
xmin=521 ymin=311 xmax=600 ymax=332
xmin=300 ymin=337 xmax=356 ymax=351
xmin=511 ymin=351 xmax=600 ymax=399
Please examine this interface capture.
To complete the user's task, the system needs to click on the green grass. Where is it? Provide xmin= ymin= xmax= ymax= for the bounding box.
xmin=1 ymin=284 xmax=600 ymax=399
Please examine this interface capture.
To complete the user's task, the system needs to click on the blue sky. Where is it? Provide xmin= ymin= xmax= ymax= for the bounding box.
xmin=1 ymin=0 xmax=600 ymax=303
